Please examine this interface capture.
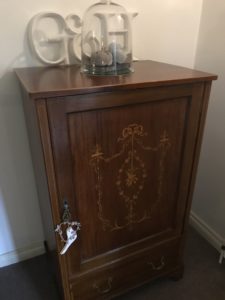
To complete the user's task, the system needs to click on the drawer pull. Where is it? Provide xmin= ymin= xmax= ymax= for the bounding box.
xmin=93 ymin=277 xmax=113 ymax=294
xmin=148 ymin=256 xmax=165 ymax=271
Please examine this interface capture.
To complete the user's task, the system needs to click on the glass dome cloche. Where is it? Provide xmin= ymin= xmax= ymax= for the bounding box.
xmin=81 ymin=0 xmax=133 ymax=75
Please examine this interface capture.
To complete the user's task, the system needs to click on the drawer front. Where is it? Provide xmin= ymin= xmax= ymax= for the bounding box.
xmin=70 ymin=238 xmax=181 ymax=300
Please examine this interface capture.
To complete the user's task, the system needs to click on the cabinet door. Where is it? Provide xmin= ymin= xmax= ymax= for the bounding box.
xmin=46 ymin=85 xmax=204 ymax=279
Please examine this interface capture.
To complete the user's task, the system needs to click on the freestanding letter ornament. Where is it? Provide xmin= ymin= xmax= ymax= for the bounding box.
xmin=28 ymin=9 xmax=138 ymax=66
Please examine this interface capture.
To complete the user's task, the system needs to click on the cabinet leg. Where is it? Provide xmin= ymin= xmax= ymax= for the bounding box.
xmin=169 ymin=265 xmax=184 ymax=281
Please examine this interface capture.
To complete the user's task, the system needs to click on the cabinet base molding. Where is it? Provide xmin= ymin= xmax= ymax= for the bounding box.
xmin=169 ymin=265 xmax=184 ymax=281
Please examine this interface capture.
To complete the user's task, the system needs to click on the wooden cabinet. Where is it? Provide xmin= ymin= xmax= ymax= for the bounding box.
xmin=16 ymin=61 xmax=217 ymax=300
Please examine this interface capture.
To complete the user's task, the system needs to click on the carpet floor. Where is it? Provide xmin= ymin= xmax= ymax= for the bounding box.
xmin=0 ymin=227 xmax=225 ymax=300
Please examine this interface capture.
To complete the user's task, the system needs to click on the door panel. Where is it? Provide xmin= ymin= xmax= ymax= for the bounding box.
xmin=68 ymin=99 xmax=186 ymax=257
xmin=47 ymin=86 xmax=203 ymax=278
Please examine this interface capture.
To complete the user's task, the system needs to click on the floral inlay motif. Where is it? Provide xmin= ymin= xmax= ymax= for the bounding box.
xmin=90 ymin=124 xmax=171 ymax=231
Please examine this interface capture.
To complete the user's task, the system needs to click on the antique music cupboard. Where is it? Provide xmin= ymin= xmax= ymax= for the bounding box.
xmin=16 ymin=61 xmax=217 ymax=300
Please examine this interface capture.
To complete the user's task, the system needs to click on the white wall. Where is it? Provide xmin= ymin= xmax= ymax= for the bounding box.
xmin=0 ymin=0 xmax=203 ymax=266
xmin=192 ymin=0 xmax=225 ymax=246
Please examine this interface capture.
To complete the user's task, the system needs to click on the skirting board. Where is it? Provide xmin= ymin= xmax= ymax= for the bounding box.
xmin=0 ymin=213 xmax=223 ymax=268
xmin=0 ymin=241 xmax=45 ymax=268
xmin=189 ymin=210 xmax=224 ymax=253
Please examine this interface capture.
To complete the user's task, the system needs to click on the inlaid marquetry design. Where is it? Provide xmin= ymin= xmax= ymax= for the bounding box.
xmin=90 ymin=124 xmax=171 ymax=231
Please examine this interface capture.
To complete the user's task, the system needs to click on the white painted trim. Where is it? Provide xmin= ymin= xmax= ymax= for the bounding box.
xmin=189 ymin=210 xmax=224 ymax=252
xmin=0 ymin=241 xmax=45 ymax=268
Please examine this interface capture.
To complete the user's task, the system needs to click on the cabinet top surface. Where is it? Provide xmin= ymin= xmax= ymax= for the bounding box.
xmin=15 ymin=60 xmax=217 ymax=99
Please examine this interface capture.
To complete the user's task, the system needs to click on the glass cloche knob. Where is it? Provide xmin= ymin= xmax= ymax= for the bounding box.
xmin=81 ymin=0 xmax=133 ymax=75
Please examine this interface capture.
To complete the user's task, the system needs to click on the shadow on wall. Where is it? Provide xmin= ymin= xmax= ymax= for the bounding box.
xmin=0 ymin=16 xmax=75 ymax=268
xmin=0 ymin=37 xmax=44 ymax=266
xmin=0 ymin=27 xmax=61 ymax=296
xmin=0 ymin=61 xmax=57 ymax=300
xmin=0 ymin=17 xmax=82 ymax=264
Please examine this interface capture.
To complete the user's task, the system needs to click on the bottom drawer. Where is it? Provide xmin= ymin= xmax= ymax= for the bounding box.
xmin=70 ymin=238 xmax=182 ymax=300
